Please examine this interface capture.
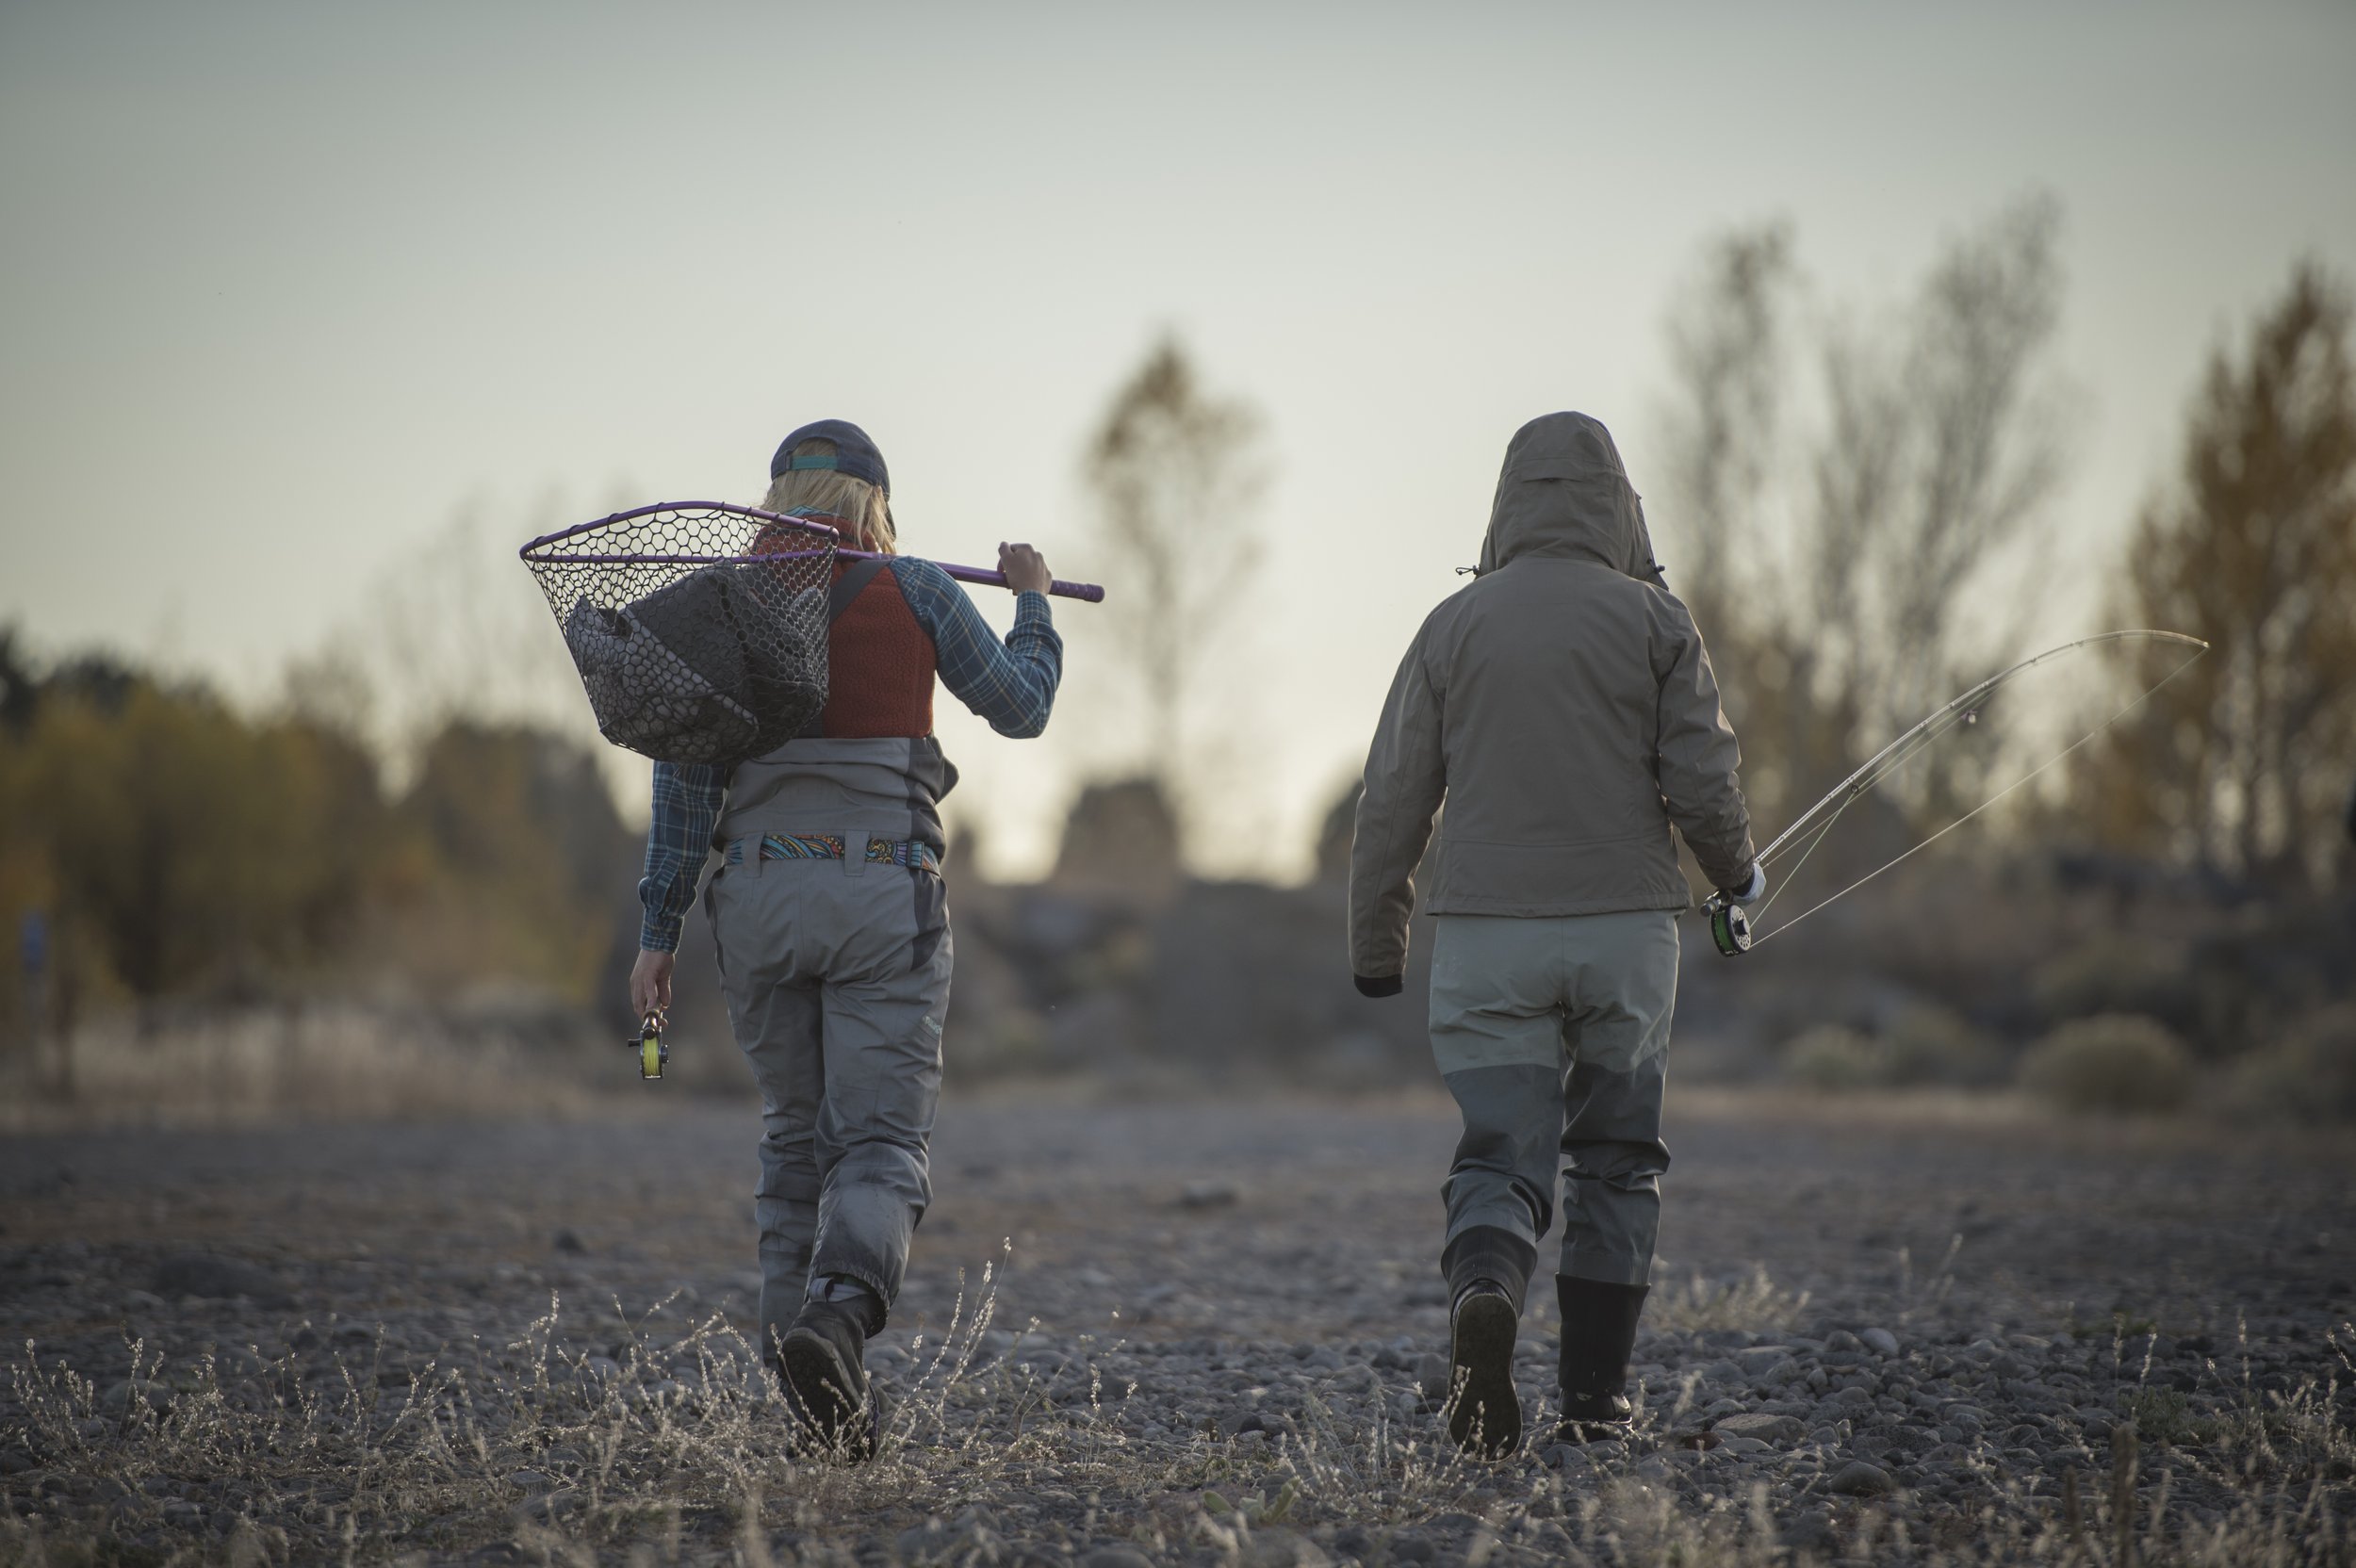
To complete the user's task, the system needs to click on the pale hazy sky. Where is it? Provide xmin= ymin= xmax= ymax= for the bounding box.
xmin=4 ymin=1 xmax=2351 ymax=876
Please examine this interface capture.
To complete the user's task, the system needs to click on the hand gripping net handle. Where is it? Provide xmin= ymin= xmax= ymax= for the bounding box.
xmin=518 ymin=503 xmax=838 ymax=767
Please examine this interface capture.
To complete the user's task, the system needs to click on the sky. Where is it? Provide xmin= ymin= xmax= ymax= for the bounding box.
xmin=4 ymin=1 xmax=2351 ymax=878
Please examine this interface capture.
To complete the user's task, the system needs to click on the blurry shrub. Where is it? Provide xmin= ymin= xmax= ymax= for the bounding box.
xmin=2225 ymin=1004 xmax=2356 ymax=1125
xmin=2017 ymin=1014 xmax=2195 ymax=1114
xmin=2029 ymin=935 xmax=2195 ymax=1032
xmin=1882 ymin=1003 xmax=2007 ymax=1086
xmin=1781 ymin=1024 xmax=1886 ymax=1091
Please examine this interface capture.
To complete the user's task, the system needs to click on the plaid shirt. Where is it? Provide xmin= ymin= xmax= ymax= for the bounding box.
xmin=637 ymin=560 xmax=1061 ymax=952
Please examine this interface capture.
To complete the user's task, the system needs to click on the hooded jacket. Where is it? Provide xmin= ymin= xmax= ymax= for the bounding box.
xmin=1348 ymin=412 xmax=1756 ymax=982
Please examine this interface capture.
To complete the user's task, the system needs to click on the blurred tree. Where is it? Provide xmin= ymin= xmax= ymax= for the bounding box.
xmin=42 ymin=652 xmax=142 ymax=718
xmin=0 ymin=628 xmax=37 ymax=736
xmin=1654 ymin=223 xmax=1796 ymax=653
xmin=1651 ymin=196 xmax=2070 ymax=839
xmin=382 ymin=722 xmax=634 ymax=1001
xmin=0 ymin=638 xmax=643 ymax=1026
xmin=0 ymin=674 xmax=384 ymax=1021
xmin=299 ymin=503 xmax=602 ymax=782
xmin=2084 ymin=263 xmax=2356 ymax=890
xmin=1082 ymin=337 xmax=1269 ymax=852
xmin=1869 ymin=195 xmax=2068 ymax=738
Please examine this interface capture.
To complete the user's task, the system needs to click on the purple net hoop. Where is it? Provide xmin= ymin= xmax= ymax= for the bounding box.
xmin=519 ymin=503 xmax=839 ymax=766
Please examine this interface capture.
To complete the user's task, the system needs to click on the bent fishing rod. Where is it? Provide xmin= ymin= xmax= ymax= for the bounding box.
xmin=1703 ymin=629 xmax=2209 ymax=956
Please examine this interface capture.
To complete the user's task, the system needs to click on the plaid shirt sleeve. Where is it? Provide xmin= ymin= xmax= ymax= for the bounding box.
xmin=637 ymin=761 xmax=726 ymax=953
xmin=892 ymin=559 xmax=1063 ymax=738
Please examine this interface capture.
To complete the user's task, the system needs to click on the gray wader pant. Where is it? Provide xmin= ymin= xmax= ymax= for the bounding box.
xmin=1429 ymin=909 xmax=1677 ymax=1309
xmin=707 ymin=845 xmax=951 ymax=1354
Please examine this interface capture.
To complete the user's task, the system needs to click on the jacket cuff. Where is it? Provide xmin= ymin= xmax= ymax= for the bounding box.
xmin=1011 ymin=591 xmax=1055 ymax=634
xmin=1354 ymin=972 xmax=1404 ymax=999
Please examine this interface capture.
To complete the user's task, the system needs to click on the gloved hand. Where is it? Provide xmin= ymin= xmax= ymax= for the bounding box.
xmin=1722 ymin=862 xmax=1767 ymax=907
xmin=1354 ymin=973 xmax=1404 ymax=999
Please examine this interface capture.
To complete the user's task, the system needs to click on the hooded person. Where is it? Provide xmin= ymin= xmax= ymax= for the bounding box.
xmin=1348 ymin=411 xmax=1762 ymax=1457
xmin=627 ymin=419 xmax=1065 ymax=1461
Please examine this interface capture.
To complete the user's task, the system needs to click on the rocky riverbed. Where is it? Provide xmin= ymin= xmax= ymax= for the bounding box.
xmin=3 ymin=1090 xmax=2352 ymax=1564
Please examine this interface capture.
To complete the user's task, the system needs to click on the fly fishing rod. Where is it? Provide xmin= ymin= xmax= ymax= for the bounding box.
xmin=1704 ymin=630 xmax=2209 ymax=956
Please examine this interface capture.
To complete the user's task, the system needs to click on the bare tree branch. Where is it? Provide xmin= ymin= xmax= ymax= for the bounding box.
xmin=1082 ymin=337 xmax=1269 ymax=854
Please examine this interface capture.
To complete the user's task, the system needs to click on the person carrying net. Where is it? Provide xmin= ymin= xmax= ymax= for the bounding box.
xmin=628 ymin=419 xmax=1062 ymax=1460
xmin=1349 ymin=411 xmax=1763 ymax=1458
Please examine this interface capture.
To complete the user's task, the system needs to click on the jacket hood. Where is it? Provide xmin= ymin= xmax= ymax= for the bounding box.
xmin=1478 ymin=412 xmax=1663 ymax=583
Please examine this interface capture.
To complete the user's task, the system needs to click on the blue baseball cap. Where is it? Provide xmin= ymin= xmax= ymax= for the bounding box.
xmin=770 ymin=418 xmax=890 ymax=496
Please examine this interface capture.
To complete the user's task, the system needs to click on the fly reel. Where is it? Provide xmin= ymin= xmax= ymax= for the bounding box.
xmin=630 ymin=1014 xmax=669 ymax=1080
xmin=1705 ymin=892 xmax=1752 ymax=956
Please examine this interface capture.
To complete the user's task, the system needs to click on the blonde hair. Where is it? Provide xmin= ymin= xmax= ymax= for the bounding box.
xmin=760 ymin=438 xmax=896 ymax=554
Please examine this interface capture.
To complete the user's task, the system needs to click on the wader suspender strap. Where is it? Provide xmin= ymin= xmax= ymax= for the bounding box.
xmin=829 ymin=557 xmax=890 ymax=624
xmin=826 ymin=555 xmax=892 ymax=874
xmin=787 ymin=554 xmax=894 ymax=748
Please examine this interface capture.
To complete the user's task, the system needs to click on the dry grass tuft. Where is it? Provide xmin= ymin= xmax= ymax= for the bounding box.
xmin=4 ymin=1275 xmax=2353 ymax=1564
xmin=1648 ymin=1266 xmax=1812 ymax=1335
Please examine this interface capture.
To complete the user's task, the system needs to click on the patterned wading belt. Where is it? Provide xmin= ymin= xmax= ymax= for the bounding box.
xmin=725 ymin=832 xmax=942 ymax=873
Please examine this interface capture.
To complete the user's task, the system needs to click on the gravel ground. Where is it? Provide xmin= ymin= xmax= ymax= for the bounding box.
xmin=3 ymin=1089 xmax=2353 ymax=1564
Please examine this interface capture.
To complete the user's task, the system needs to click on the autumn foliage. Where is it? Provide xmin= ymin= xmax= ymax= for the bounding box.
xmin=0 ymin=646 xmax=631 ymax=1033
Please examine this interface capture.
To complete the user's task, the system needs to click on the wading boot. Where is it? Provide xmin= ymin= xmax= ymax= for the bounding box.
xmin=1556 ymin=1276 xmax=1648 ymax=1444
xmin=778 ymin=1295 xmax=875 ymax=1462
xmin=1445 ymin=1282 xmax=1524 ymax=1458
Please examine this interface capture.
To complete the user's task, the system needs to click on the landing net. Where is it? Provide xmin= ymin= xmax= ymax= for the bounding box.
xmin=519 ymin=503 xmax=836 ymax=767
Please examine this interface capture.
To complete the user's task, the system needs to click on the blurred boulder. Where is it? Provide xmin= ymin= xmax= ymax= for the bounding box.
xmin=1145 ymin=879 xmax=1430 ymax=1085
xmin=1052 ymin=778 xmax=1181 ymax=903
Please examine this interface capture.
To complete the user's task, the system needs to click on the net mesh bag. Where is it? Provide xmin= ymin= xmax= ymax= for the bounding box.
xmin=520 ymin=504 xmax=837 ymax=767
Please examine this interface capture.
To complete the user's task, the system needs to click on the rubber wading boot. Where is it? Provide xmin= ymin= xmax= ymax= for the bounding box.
xmin=778 ymin=1298 xmax=875 ymax=1462
xmin=1557 ymin=1275 xmax=1649 ymax=1444
xmin=1446 ymin=1282 xmax=1524 ymax=1458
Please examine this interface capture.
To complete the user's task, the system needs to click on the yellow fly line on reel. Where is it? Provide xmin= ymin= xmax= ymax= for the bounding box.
xmin=632 ymin=1015 xmax=669 ymax=1081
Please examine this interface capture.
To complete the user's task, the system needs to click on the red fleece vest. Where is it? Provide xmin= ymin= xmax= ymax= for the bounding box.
xmin=818 ymin=559 xmax=936 ymax=738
